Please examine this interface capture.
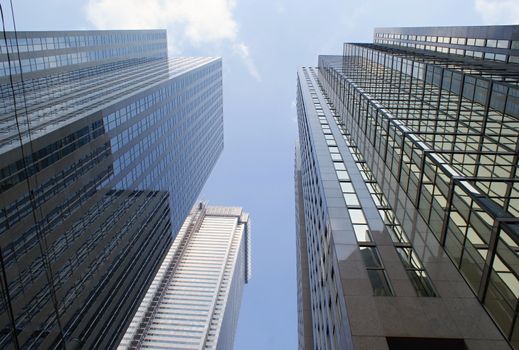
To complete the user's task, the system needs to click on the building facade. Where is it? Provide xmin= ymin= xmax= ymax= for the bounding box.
xmin=0 ymin=30 xmax=223 ymax=348
xmin=296 ymin=25 xmax=519 ymax=350
xmin=119 ymin=203 xmax=251 ymax=349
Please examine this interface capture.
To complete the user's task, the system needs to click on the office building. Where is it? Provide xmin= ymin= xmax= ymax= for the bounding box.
xmin=296 ymin=25 xmax=519 ymax=349
xmin=0 ymin=30 xmax=223 ymax=348
xmin=119 ymin=203 xmax=251 ymax=349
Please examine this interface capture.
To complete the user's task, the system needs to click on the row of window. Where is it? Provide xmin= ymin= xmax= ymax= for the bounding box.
xmin=374 ymin=38 xmax=519 ymax=64
xmin=0 ymin=43 xmax=166 ymax=76
xmin=375 ymin=32 xmax=517 ymax=50
xmin=0 ymin=31 xmax=166 ymax=54
xmin=303 ymin=69 xmax=342 ymax=350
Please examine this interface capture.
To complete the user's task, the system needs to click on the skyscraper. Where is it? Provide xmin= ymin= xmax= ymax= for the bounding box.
xmin=119 ymin=202 xmax=251 ymax=349
xmin=296 ymin=25 xmax=519 ymax=350
xmin=0 ymin=30 xmax=223 ymax=348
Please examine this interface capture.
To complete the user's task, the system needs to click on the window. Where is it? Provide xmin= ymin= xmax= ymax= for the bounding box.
xmin=353 ymin=224 xmax=371 ymax=242
xmin=396 ymin=248 xmax=437 ymax=297
xmin=360 ymin=247 xmax=393 ymax=296
xmin=486 ymin=39 xmax=497 ymax=48
xmin=336 ymin=170 xmax=349 ymax=180
xmin=348 ymin=208 xmax=366 ymax=224
xmin=497 ymin=40 xmax=509 ymax=49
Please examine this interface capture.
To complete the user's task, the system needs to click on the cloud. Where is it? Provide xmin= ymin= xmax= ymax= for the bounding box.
xmin=474 ymin=0 xmax=519 ymax=24
xmin=233 ymin=42 xmax=261 ymax=81
xmin=84 ymin=0 xmax=260 ymax=80
xmin=274 ymin=2 xmax=285 ymax=14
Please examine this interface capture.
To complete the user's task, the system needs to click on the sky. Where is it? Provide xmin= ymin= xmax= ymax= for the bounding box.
xmin=4 ymin=0 xmax=519 ymax=348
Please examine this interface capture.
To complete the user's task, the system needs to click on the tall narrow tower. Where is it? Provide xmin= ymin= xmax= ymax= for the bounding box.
xmin=119 ymin=203 xmax=251 ymax=349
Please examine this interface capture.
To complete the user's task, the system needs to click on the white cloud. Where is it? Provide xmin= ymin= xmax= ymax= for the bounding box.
xmin=474 ymin=0 xmax=519 ymax=24
xmin=274 ymin=2 xmax=285 ymax=14
xmin=233 ymin=42 xmax=261 ymax=81
xmin=84 ymin=0 xmax=260 ymax=80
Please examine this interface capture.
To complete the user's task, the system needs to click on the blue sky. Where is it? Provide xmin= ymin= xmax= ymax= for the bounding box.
xmin=6 ymin=0 xmax=519 ymax=348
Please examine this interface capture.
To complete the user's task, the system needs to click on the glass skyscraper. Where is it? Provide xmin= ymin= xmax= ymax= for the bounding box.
xmin=0 ymin=30 xmax=223 ymax=348
xmin=119 ymin=202 xmax=251 ymax=349
xmin=296 ymin=25 xmax=518 ymax=349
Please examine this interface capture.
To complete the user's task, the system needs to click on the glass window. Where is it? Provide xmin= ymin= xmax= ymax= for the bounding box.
xmin=495 ymin=54 xmax=506 ymax=62
xmin=467 ymin=38 xmax=475 ymax=46
xmin=354 ymin=224 xmax=371 ymax=242
xmin=396 ymin=248 xmax=423 ymax=270
xmin=343 ymin=193 xmax=360 ymax=206
xmin=336 ymin=170 xmax=349 ymax=180
xmin=407 ymin=270 xmax=437 ymax=297
xmin=348 ymin=208 xmax=366 ymax=224
xmin=486 ymin=39 xmax=497 ymax=48
xmin=497 ymin=40 xmax=509 ymax=49
xmin=360 ymin=246 xmax=383 ymax=268
xmin=475 ymin=38 xmax=485 ymax=46
xmin=334 ymin=162 xmax=346 ymax=170
xmin=485 ymin=52 xmax=496 ymax=60
xmin=340 ymin=182 xmax=354 ymax=193
xmin=396 ymin=247 xmax=437 ymax=297
xmin=367 ymin=270 xmax=393 ymax=296
xmin=387 ymin=225 xmax=409 ymax=244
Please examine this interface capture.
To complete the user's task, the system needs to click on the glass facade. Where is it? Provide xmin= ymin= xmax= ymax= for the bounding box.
xmin=373 ymin=25 xmax=519 ymax=65
xmin=0 ymin=30 xmax=223 ymax=349
xmin=296 ymin=25 xmax=517 ymax=350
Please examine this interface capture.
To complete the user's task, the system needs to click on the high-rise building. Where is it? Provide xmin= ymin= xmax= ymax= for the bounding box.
xmin=0 ymin=30 xmax=223 ymax=348
xmin=119 ymin=202 xmax=251 ymax=349
xmin=296 ymin=25 xmax=519 ymax=350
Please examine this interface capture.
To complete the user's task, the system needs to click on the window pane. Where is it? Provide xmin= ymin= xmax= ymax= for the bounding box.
xmin=387 ymin=225 xmax=409 ymax=243
xmin=396 ymin=247 xmax=423 ymax=270
xmin=354 ymin=224 xmax=371 ymax=242
xmin=360 ymin=246 xmax=382 ymax=268
xmin=348 ymin=208 xmax=366 ymax=224
xmin=497 ymin=40 xmax=509 ymax=49
xmin=334 ymin=162 xmax=346 ymax=170
xmin=367 ymin=270 xmax=393 ymax=296
xmin=331 ymin=153 xmax=342 ymax=161
xmin=340 ymin=182 xmax=354 ymax=193
xmin=343 ymin=193 xmax=360 ymax=206
xmin=407 ymin=270 xmax=437 ymax=297
xmin=336 ymin=170 xmax=349 ymax=180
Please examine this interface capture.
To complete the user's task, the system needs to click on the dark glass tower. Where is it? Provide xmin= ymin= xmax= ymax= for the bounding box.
xmin=0 ymin=30 xmax=223 ymax=349
xmin=296 ymin=25 xmax=518 ymax=350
